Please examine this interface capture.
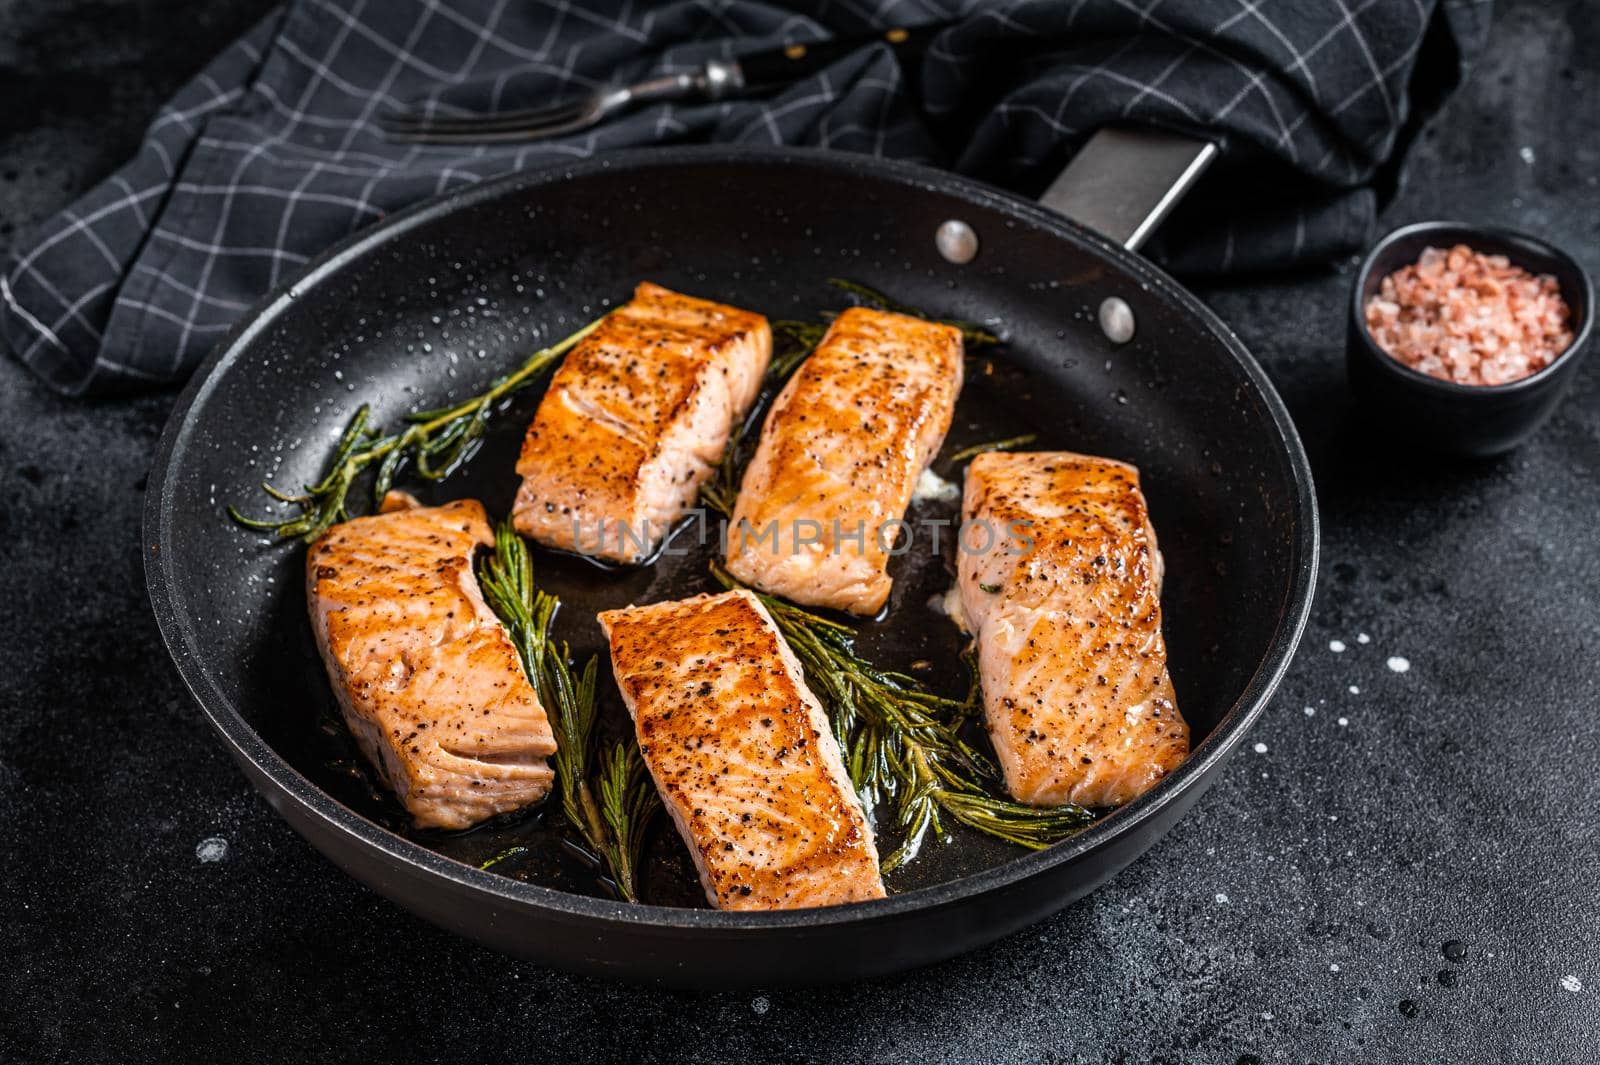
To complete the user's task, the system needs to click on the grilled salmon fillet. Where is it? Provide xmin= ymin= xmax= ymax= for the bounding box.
xmin=307 ymin=493 xmax=556 ymax=830
xmin=513 ymin=283 xmax=771 ymax=563
xmin=725 ymin=307 xmax=963 ymax=615
xmin=958 ymin=452 xmax=1189 ymax=808
xmin=599 ymin=590 xmax=885 ymax=910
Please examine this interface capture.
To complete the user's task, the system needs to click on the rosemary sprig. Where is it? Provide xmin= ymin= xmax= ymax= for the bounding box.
xmin=477 ymin=520 xmax=659 ymax=902
xmin=230 ymin=316 xmax=605 ymax=542
xmin=542 ymin=649 xmax=600 ymax=842
xmin=712 ymin=565 xmax=1093 ymax=871
xmin=594 ymin=740 xmax=658 ymax=902
xmin=539 ymin=645 xmax=659 ymax=902
xmin=947 ymin=433 xmax=1038 ymax=464
xmin=479 ymin=845 xmax=530 ymax=871
xmin=477 ymin=519 xmax=558 ymax=678
xmin=955 ymin=644 xmax=982 ymax=725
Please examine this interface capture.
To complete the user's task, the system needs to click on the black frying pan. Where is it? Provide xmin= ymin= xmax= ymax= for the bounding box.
xmin=143 ymin=144 xmax=1317 ymax=986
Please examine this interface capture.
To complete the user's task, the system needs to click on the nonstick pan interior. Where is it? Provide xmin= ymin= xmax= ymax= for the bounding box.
xmin=145 ymin=147 xmax=1316 ymax=983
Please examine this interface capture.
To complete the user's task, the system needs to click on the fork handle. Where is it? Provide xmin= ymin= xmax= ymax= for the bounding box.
xmin=734 ymin=23 xmax=949 ymax=92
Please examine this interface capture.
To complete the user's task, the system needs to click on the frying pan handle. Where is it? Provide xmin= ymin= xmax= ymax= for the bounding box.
xmin=1038 ymin=128 xmax=1218 ymax=253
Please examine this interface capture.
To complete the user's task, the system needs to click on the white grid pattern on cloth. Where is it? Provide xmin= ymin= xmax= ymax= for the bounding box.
xmin=2 ymin=0 xmax=1488 ymax=395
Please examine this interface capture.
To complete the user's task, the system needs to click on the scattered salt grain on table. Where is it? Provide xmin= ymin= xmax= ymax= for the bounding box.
xmin=1329 ymin=639 xmax=1346 ymax=653
xmin=195 ymin=837 xmax=228 ymax=863
xmin=1364 ymin=244 xmax=1573 ymax=385
xmin=1387 ymin=656 xmax=1411 ymax=673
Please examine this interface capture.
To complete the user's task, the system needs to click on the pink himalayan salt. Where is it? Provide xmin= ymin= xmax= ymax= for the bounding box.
xmin=1364 ymin=243 xmax=1573 ymax=386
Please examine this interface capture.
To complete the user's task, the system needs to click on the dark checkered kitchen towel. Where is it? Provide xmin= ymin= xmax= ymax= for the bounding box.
xmin=4 ymin=0 xmax=1490 ymax=395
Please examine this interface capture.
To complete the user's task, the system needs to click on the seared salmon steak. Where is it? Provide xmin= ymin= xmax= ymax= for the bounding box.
xmin=725 ymin=307 xmax=963 ymax=614
xmin=307 ymin=494 xmax=556 ymax=829
xmin=513 ymin=282 xmax=771 ymax=563
xmin=958 ymin=452 xmax=1189 ymax=807
xmin=599 ymin=590 xmax=886 ymax=910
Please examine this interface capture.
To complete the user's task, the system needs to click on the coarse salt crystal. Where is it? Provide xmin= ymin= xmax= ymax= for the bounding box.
xmin=1363 ymin=244 xmax=1572 ymax=386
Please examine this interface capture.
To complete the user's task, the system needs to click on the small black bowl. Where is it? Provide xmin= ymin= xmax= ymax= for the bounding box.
xmin=1348 ymin=221 xmax=1593 ymax=457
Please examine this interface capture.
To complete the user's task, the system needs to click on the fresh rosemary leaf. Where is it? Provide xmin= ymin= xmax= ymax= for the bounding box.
xmin=711 ymin=565 xmax=1094 ymax=871
xmin=934 ymin=787 xmax=1095 ymax=849
xmin=230 ymin=316 xmax=605 ymax=543
xmin=540 ymin=648 xmax=661 ymax=903
xmin=544 ymin=649 xmax=601 ymax=851
xmin=595 ymin=741 xmax=659 ymax=905
xmin=477 ymin=520 xmax=658 ymax=902
xmin=477 ymin=519 xmax=557 ymax=683
xmin=947 ymin=433 xmax=1038 ymax=464
xmin=479 ymin=845 xmax=530 ymax=871
xmin=955 ymin=644 xmax=982 ymax=725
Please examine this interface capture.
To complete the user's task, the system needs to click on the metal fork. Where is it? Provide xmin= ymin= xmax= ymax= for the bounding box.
xmin=378 ymin=61 xmax=743 ymax=145
xmin=378 ymin=24 xmax=946 ymax=146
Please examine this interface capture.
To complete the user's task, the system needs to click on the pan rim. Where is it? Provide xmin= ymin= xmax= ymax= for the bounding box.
xmin=144 ymin=144 xmax=1318 ymax=934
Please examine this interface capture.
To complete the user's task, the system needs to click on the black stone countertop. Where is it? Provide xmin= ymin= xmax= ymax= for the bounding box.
xmin=2 ymin=2 xmax=1596 ymax=1062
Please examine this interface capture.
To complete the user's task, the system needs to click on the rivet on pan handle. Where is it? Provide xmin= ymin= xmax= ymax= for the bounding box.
xmin=1039 ymin=127 xmax=1218 ymax=254
xmin=1040 ymin=127 xmax=1217 ymax=343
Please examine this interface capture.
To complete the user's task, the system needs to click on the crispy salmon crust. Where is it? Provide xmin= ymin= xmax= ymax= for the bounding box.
xmin=725 ymin=306 xmax=963 ymax=615
xmin=513 ymin=283 xmax=771 ymax=563
xmin=307 ymin=495 xmax=556 ymax=830
xmin=600 ymin=590 xmax=886 ymax=910
xmin=958 ymin=452 xmax=1189 ymax=808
